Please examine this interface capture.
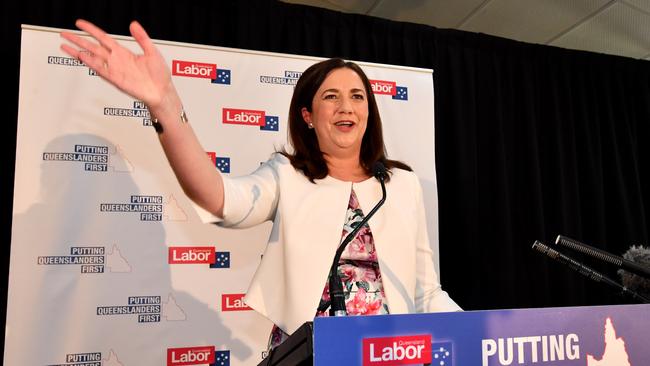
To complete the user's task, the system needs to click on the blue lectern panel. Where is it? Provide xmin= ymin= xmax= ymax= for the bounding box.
xmin=313 ymin=304 xmax=649 ymax=365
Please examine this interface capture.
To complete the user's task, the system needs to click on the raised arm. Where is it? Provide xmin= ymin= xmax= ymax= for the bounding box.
xmin=61 ymin=19 xmax=224 ymax=218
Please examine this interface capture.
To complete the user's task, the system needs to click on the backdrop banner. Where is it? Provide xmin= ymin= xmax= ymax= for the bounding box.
xmin=7 ymin=25 xmax=438 ymax=365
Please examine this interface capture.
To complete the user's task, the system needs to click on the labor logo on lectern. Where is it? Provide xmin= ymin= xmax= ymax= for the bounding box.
xmin=363 ymin=334 xmax=432 ymax=366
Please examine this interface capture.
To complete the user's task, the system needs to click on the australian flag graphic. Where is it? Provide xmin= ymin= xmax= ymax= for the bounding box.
xmin=392 ymin=86 xmax=408 ymax=101
xmin=215 ymin=157 xmax=230 ymax=173
xmin=210 ymin=350 xmax=230 ymax=366
xmin=426 ymin=341 xmax=452 ymax=366
xmin=210 ymin=252 xmax=231 ymax=269
xmin=260 ymin=115 xmax=279 ymax=131
xmin=212 ymin=69 xmax=231 ymax=85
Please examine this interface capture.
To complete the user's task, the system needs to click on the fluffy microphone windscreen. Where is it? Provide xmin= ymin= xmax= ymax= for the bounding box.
xmin=618 ymin=245 xmax=650 ymax=299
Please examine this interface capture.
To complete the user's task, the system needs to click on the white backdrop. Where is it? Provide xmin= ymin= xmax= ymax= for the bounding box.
xmin=6 ymin=25 xmax=439 ymax=366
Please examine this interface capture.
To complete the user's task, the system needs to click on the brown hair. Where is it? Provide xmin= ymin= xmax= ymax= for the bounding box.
xmin=280 ymin=58 xmax=411 ymax=182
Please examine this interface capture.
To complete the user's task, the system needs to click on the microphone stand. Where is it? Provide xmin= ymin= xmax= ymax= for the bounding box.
xmin=324 ymin=164 xmax=387 ymax=316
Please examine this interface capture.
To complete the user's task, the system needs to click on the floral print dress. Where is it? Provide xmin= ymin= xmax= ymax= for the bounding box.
xmin=268 ymin=189 xmax=389 ymax=349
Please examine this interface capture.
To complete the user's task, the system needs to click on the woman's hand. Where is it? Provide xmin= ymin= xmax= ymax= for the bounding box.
xmin=60 ymin=19 xmax=175 ymax=110
xmin=60 ymin=19 xmax=225 ymax=219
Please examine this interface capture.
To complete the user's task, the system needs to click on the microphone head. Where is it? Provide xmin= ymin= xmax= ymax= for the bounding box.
xmin=372 ymin=161 xmax=387 ymax=180
xmin=618 ymin=245 xmax=650 ymax=298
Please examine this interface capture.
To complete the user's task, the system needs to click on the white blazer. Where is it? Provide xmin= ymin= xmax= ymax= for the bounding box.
xmin=195 ymin=153 xmax=460 ymax=334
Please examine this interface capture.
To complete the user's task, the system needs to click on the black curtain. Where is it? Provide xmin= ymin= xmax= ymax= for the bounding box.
xmin=434 ymin=33 xmax=650 ymax=310
xmin=3 ymin=0 xmax=650 ymax=359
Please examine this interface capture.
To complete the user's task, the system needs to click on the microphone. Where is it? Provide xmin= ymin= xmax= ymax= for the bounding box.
xmin=532 ymin=241 xmax=649 ymax=304
xmin=618 ymin=245 xmax=650 ymax=300
xmin=323 ymin=162 xmax=388 ymax=316
xmin=555 ymin=235 xmax=650 ymax=279
xmin=372 ymin=161 xmax=388 ymax=181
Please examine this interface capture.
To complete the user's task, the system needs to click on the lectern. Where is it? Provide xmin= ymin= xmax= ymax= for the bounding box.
xmin=259 ymin=303 xmax=650 ymax=365
xmin=258 ymin=322 xmax=313 ymax=365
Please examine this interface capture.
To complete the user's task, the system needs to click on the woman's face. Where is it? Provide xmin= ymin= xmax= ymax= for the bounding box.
xmin=301 ymin=67 xmax=369 ymax=159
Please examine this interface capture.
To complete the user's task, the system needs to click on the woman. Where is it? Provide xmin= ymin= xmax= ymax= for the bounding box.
xmin=61 ymin=19 xmax=461 ymax=348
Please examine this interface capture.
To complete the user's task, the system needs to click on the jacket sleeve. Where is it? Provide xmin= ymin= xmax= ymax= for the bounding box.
xmin=192 ymin=154 xmax=281 ymax=228
xmin=412 ymin=174 xmax=463 ymax=313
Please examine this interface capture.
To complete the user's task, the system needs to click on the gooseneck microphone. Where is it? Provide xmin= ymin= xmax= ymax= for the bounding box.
xmin=532 ymin=241 xmax=649 ymax=304
xmin=555 ymin=235 xmax=650 ymax=279
xmin=324 ymin=162 xmax=388 ymax=316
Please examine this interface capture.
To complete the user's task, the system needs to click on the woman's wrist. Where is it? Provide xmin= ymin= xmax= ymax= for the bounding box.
xmin=150 ymin=107 xmax=188 ymax=133
xmin=146 ymin=86 xmax=186 ymax=133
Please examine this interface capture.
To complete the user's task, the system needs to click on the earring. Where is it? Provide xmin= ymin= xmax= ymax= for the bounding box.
xmin=308 ymin=123 xmax=314 ymax=129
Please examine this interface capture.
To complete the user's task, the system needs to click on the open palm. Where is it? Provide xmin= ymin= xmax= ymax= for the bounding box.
xmin=61 ymin=19 xmax=173 ymax=108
